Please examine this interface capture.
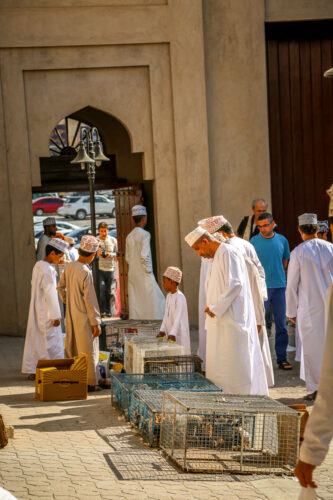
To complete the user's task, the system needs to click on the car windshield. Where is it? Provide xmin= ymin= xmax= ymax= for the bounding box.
xmin=67 ymin=228 xmax=91 ymax=239
xmin=65 ymin=197 xmax=80 ymax=203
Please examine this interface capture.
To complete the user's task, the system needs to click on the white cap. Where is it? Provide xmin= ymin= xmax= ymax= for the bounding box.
xmin=80 ymin=235 xmax=100 ymax=253
xmin=48 ymin=238 xmax=69 ymax=253
xmin=184 ymin=226 xmax=207 ymax=247
xmin=132 ymin=205 xmax=147 ymax=216
xmin=43 ymin=217 xmax=56 ymax=227
xmin=298 ymin=213 xmax=317 ymax=226
xmin=163 ymin=266 xmax=182 ymax=284
xmin=66 ymin=236 xmax=75 ymax=245
xmin=198 ymin=215 xmax=227 ymax=234
xmin=318 ymin=220 xmax=329 ymax=233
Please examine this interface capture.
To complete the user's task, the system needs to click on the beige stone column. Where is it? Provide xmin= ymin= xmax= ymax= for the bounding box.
xmin=203 ymin=0 xmax=271 ymax=228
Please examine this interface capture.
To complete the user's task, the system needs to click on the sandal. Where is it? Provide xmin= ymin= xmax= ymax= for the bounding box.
xmin=88 ymin=385 xmax=102 ymax=392
xmin=98 ymin=380 xmax=111 ymax=390
xmin=304 ymin=391 xmax=317 ymax=402
xmin=278 ymin=360 xmax=293 ymax=370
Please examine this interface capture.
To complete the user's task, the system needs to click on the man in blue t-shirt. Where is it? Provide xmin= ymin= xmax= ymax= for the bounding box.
xmin=251 ymin=212 xmax=291 ymax=370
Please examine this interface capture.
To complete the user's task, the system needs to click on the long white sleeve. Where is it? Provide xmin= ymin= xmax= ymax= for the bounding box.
xmin=140 ymin=232 xmax=153 ymax=273
xmin=209 ymin=249 xmax=242 ymax=317
xmin=168 ymin=294 xmax=184 ymax=337
xmin=300 ymin=285 xmax=333 ymax=465
xmin=286 ymin=250 xmax=300 ymax=318
xmin=42 ymin=265 xmax=61 ymax=322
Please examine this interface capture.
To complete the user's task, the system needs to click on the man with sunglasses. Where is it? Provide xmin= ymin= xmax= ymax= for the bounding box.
xmin=251 ymin=212 xmax=291 ymax=370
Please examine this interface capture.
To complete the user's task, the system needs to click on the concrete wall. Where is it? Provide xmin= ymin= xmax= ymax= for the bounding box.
xmin=203 ymin=0 xmax=272 ymax=229
xmin=0 ymin=0 xmax=211 ymax=335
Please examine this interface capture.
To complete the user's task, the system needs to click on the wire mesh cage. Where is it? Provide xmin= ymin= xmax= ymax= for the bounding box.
xmin=111 ymin=373 xmax=221 ymax=421
xmin=144 ymin=355 xmax=202 ymax=374
xmin=160 ymin=391 xmax=301 ymax=475
xmin=103 ymin=320 xmax=162 ymax=363
xmin=125 ymin=338 xmax=188 ymax=373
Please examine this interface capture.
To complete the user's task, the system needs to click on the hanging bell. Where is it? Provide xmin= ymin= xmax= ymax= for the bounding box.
xmin=94 ymin=139 xmax=109 ymax=163
xmin=70 ymin=141 xmax=94 ymax=165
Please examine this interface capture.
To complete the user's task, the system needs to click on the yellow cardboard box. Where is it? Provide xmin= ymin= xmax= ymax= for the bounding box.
xmin=35 ymin=354 xmax=88 ymax=401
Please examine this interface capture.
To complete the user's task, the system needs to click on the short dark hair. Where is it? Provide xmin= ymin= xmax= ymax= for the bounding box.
xmin=299 ymin=224 xmax=318 ymax=235
xmin=258 ymin=212 xmax=273 ymax=223
xmin=133 ymin=215 xmax=145 ymax=224
xmin=45 ymin=244 xmax=63 ymax=256
xmin=98 ymin=222 xmax=108 ymax=230
xmin=78 ymin=248 xmax=95 ymax=257
xmin=218 ymin=222 xmax=233 ymax=234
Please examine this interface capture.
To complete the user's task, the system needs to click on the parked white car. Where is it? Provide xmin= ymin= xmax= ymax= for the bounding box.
xmin=58 ymin=195 xmax=116 ymax=220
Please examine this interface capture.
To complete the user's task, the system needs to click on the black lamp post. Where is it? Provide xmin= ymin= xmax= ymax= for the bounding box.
xmin=70 ymin=126 xmax=109 ymax=302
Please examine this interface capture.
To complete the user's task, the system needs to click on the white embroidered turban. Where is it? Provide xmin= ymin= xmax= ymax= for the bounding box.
xmin=43 ymin=217 xmax=56 ymax=227
xmin=163 ymin=266 xmax=182 ymax=284
xmin=132 ymin=205 xmax=147 ymax=216
xmin=298 ymin=213 xmax=317 ymax=225
xmin=80 ymin=235 xmax=100 ymax=253
xmin=48 ymin=238 xmax=69 ymax=253
xmin=197 ymin=215 xmax=227 ymax=234
xmin=184 ymin=226 xmax=207 ymax=247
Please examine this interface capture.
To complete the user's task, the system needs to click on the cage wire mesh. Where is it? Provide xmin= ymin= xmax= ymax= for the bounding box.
xmin=125 ymin=337 xmax=188 ymax=373
xmin=111 ymin=373 xmax=221 ymax=420
xmin=144 ymin=355 xmax=202 ymax=374
xmin=160 ymin=391 xmax=300 ymax=475
xmin=103 ymin=320 xmax=162 ymax=363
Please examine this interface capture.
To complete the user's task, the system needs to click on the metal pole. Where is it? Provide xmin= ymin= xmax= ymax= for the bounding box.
xmin=87 ymin=161 xmax=100 ymax=306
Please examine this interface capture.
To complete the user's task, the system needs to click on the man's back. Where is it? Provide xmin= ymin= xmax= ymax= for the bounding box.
xmin=126 ymin=226 xmax=152 ymax=275
xmin=250 ymin=232 xmax=290 ymax=288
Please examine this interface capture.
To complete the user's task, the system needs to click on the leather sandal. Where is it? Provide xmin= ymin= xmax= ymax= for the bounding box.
xmin=304 ymin=391 xmax=317 ymax=402
xmin=278 ymin=360 xmax=293 ymax=370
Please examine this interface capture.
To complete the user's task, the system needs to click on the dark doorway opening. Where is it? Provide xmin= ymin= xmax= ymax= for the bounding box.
xmin=266 ymin=20 xmax=333 ymax=249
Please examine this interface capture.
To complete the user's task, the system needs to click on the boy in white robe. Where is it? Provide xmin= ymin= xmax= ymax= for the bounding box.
xmin=22 ymin=238 xmax=69 ymax=378
xmin=58 ymin=235 xmax=105 ymax=392
xmin=286 ymin=213 xmax=333 ymax=401
xmin=156 ymin=267 xmax=191 ymax=351
xmin=185 ymin=227 xmax=268 ymax=395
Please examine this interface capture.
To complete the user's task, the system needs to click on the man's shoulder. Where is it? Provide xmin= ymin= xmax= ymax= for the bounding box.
xmin=250 ymin=234 xmax=261 ymax=244
xmin=274 ymin=232 xmax=288 ymax=244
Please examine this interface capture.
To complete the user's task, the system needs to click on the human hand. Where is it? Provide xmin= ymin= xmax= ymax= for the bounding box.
xmin=168 ymin=335 xmax=176 ymax=342
xmin=92 ymin=325 xmax=101 ymax=337
xmin=97 ymin=250 xmax=102 ymax=257
xmin=204 ymin=307 xmax=216 ymax=318
xmin=289 ymin=317 xmax=296 ymax=324
xmin=53 ymin=319 xmax=60 ymax=327
xmin=257 ymin=325 xmax=262 ymax=333
xmin=294 ymin=460 xmax=317 ymax=488
xmin=156 ymin=332 xmax=165 ymax=338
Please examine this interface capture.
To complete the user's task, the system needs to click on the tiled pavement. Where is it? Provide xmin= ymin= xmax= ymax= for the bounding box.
xmin=0 ymin=336 xmax=332 ymax=500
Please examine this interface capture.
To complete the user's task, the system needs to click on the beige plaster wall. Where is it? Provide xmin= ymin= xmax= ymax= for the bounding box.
xmin=0 ymin=0 xmax=211 ymax=335
xmin=265 ymin=0 xmax=333 ymax=21
xmin=203 ymin=0 xmax=272 ymax=229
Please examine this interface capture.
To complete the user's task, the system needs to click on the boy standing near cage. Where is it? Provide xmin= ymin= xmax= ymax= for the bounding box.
xmin=156 ymin=267 xmax=191 ymax=352
xmin=22 ymin=238 xmax=69 ymax=378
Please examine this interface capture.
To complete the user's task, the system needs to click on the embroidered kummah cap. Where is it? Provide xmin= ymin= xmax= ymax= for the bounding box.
xmin=198 ymin=215 xmax=227 ymax=234
xmin=318 ymin=220 xmax=329 ymax=233
xmin=66 ymin=237 xmax=76 ymax=245
xmin=80 ymin=235 xmax=100 ymax=253
xmin=43 ymin=217 xmax=56 ymax=226
xmin=48 ymin=238 xmax=69 ymax=253
xmin=298 ymin=213 xmax=317 ymax=225
xmin=132 ymin=205 xmax=147 ymax=216
xmin=184 ymin=226 xmax=207 ymax=247
xmin=163 ymin=266 xmax=182 ymax=284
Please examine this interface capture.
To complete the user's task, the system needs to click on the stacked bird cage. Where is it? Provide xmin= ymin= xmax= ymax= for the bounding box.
xmin=103 ymin=320 xmax=162 ymax=363
xmin=111 ymin=373 xmax=221 ymax=420
xmin=144 ymin=355 xmax=202 ymax=374
xmin=125 ymin=337 xmax=188 ymax=373
xmin=160 ymin=391 xmax=301 ymax=475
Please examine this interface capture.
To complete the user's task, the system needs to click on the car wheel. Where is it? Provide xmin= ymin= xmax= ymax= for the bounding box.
xmin=111 ymin=208 xmax=116 ymax=218
xmin=76 ymin=209 xmax=86 ymax=220
xmin=35 ymin=208 xmax=44 ymax=216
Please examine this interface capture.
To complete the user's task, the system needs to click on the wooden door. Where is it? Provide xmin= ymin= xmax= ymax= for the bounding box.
xmin=113 ymin=186 xmax=143 ymax=318
xmin=266 ymin=21 xmax=333 ymax=249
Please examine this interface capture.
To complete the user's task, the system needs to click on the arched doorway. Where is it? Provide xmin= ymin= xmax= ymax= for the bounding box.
xmin=35 ymin=106 xmax=157 ymax=318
